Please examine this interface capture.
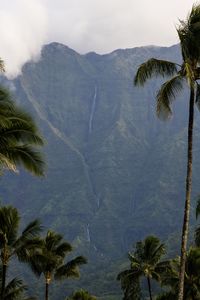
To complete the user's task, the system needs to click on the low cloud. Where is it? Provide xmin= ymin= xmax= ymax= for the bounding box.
xmin=0 ymin=0 xmax=47 ymax=77
xmin=0 ymin=0 xmax=193 ymax=77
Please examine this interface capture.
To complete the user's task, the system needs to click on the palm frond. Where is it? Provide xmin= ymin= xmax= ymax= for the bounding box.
xmin=4 ymin=145 xmax=45 ymax=176
xmin=14 ymin=237 xmax=43 ymax=262
xmin=117 ymin=269 xmax=141 ymax=300
xmin=21 ymin=220 xmax=42 ymax=240
xmin=54 ymin=256 xmax=87 ymax=280
xmin=177 ymin=3 xmax=200 ymax=63
xmin=45 ymin=231 xmax=63 ymax=252
xmin=4 ymin=277 xmax=26 ymax=300
xmin=156 ymin=74 xmax=184 ymax=120
xmin=184 ymin=62 xmax=195 ymax=87
xmin=67 ymin=289 xmax=97 ymax=300
xmin=0 ymin=206 xmax=19 ymax=247
xmin=55 ymin=265 xmax=80 ymax=280
xmin=0 ymin=86 xmax=45 ymax=176
xmin=55 ymin=242 xmax=72 ymax=258
xmin=134 ymin=59 xmax=178 ymax=86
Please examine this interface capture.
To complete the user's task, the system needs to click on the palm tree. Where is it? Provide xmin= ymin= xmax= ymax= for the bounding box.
xmin=157 ymin=248 xmax=200 ymax=300
xmin=29 ymin=230 xmax=87 ymax=300
xmin=0 ymin=276 xmax=36 ymax=300
xmin=0 ymin=87 xmax=44 ymax=175
xmin=0 ymin=58 xmax=44 ymax=176
xmin=117 ymin=236 xmax=166 ymax=300
xmin=134 ymin=4 xmax=200 ymax=299
xmin=66 ymin=289 xmax=97 ymax=300
xmin=0 ymin=206 xmax=42 ymax=298
xmin=117 ymin=270 xmax=141 ymax=300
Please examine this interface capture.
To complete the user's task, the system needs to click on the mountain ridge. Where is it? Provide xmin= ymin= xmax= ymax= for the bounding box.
xmin=0 ymin=42 xmax=199 ymax=298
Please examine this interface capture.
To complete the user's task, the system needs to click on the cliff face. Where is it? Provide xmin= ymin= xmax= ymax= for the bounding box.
xmin=1 ymin=42 xmax=200 ymax=297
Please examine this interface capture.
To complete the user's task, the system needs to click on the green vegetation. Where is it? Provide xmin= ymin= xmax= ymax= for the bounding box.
xmin=134 ymin=3 xmax=200 ymax=299
xmin=0 ymin=206 xmax=42 ymax=298
xmin=67 ymin=289 xmax=97 ymax=300
xmin=117 ymin=236 xmax=166 ymax=300
xmin=0 ymin=205 xmax=87 ymax=300
xmin=118 ymin=232 xmax=200 ymax=299
xmin=29 ymin=230 xmax=87 ymax=300
xmin=0 ymin=86 xmax=45 ymax=176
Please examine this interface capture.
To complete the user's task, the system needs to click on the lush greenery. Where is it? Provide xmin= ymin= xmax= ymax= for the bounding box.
xmin=0 ymin=205 xmax=87 ymax=300
xmin=118 ymin=215 xmax=200 ymax=299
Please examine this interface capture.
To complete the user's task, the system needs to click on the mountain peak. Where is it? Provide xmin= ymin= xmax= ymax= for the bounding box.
xmin=42 ymin=42 xmax=79 ymax=56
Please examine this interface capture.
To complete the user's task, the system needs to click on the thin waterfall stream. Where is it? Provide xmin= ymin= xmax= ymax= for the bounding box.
xmin=88 ymin=86 xmax=97 ymax=134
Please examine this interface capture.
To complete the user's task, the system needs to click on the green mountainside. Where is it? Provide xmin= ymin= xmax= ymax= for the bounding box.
xmin=0 ymin=42 xmax=200 ymax=298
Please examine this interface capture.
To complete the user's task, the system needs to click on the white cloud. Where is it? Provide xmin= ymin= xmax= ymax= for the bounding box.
xmin=0 ymin=0 xmax=47 ymax=77
xmin=0 ymin=0 xmax=194 ymax=77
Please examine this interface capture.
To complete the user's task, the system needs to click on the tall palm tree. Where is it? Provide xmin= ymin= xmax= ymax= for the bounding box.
xmin=0 ymin=87 xmax=44 ymax=175
xmin=157 ymin=247 xmax=200 ymax=300
xmin=29 ymin=230 xmax=87 ymax=300
xmin=117 ymin=236 xmax=166 ymax=300
xmin=0 ymin=206 xmax=42 ymax=298
xmin=134 ymin=4 xmax=200 ymax=299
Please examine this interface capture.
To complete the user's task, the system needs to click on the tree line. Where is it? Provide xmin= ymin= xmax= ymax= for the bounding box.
xmin=117 ymin=198 xmax=200 ymax=299
xmin=0 ymin=205 xmax=88 ymax=300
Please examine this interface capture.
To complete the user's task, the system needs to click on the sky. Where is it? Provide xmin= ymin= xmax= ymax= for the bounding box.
xmin=0 ymin=0 xmax=195 ymax=77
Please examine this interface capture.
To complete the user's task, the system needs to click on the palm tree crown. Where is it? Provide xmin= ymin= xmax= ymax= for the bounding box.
xmin=29 ymin=230 xmax=87 ymax=300
xmin=66 ymin=289 xmax=97 ymax=300
xmin=117 ymin=236 xmax=166 ymax=300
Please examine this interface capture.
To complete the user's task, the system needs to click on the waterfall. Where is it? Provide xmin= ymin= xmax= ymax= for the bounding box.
xmin=97 ymin=194 xmax=101 ymax=208
xmin=86 ymin=223 xmax=91 ymax=242
xmin=89 ymin=86 xmax=97 ymax=134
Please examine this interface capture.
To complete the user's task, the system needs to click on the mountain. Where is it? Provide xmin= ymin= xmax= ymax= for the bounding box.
xmin=0 ymin=42 xmax=200 ymax=298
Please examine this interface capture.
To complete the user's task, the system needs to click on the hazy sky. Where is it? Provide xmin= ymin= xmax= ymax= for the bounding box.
xmin=0 ymin=0 xmax=195 ymax=77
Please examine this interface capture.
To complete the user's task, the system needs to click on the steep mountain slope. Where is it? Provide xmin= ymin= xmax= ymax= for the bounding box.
xmin=1 ymin=42 xmax=200 ymax=298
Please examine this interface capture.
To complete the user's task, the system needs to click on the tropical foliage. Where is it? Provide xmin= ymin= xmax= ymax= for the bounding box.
xmin=0 ymin=206 xmax=42 ymax=298
xmin=117 ymin=236 xmax=166 ymax=300
xmin=134 ymin=3 xmax=200 ymax=299
xmin=29 ymin=230 xmax=87 ymax=300
xmin=0 ymin=87 xmax=45 ymax=175
xmin=0 ymin=274 xmax=36 ymax=300
xmin=0 ymin=59 xmax=44 ymax=176
xmin=66 ymin=289 xmax=97 ymax=300
xmin=156 ymin=248 xmax=200 ymax=300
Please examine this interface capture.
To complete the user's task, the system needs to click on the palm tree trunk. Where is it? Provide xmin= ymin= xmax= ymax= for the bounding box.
xmin=147 ymin=276 xmax=153 ymax=300
xmin=178 ymin=87 xmax=195 ymax=300
xmin=1 ymin=263 xmax=7 ymax=299
xmin=45 ymin=280 xmax=49 ymax=300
